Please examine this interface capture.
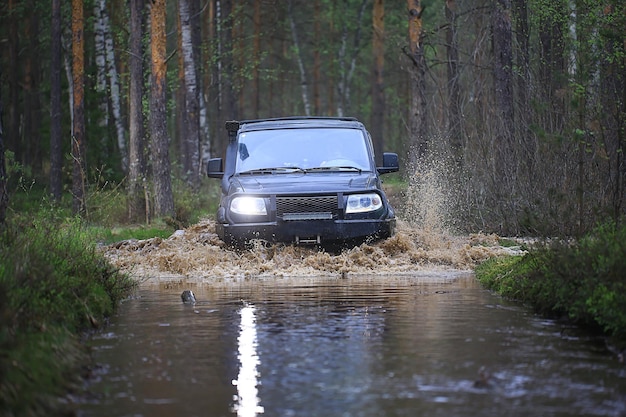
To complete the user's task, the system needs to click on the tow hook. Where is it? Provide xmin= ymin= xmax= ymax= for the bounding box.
xmin=295 ymin=235 xmax=321 ymax=245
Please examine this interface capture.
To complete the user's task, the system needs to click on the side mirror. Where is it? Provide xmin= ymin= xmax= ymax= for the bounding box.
xmin=207 ymin=158 xmax=224 ymax=178
xmin=377 ymin=152 xmax=399 ymax=174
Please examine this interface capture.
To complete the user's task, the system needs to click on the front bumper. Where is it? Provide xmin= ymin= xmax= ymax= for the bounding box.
xmin=216 ymin=217 xmax=396 ymax=246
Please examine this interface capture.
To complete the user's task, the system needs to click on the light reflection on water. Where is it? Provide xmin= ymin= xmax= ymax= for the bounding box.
xmin=232 ymin=305 xmax=264 ymax=416
xmin=80 ymin=273 xmax=626 ymax=417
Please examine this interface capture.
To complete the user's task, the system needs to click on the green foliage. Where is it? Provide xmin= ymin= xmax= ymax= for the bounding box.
xmin=476 ymin=221 xmax=626 ymax=340
xmin=0 ymin=210 xmax=136 ymax=416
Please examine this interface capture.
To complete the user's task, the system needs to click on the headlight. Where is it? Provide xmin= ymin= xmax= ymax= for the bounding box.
xmin=345 ymin=193 xmax=383 ymax=213
xmin=230 ymin=196 xmax=267 ymax=215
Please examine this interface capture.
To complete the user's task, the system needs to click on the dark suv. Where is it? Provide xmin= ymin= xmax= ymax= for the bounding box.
xmin=207 ymin=117 xmax=399 ymax=247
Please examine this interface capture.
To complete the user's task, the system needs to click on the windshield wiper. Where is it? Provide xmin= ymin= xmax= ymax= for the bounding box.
xmin=237 ymin=167 xmax=306 ymax=175
xmin=306 ymin=166 xmax=363 ymax=173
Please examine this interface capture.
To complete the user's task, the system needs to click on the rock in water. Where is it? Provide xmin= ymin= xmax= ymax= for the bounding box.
xmin=181 ymin=290 xmax=196 ymax=304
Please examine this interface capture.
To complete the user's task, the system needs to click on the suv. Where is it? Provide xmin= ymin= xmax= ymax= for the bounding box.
xmin=207 ymin=117 xmax=399 ymax=247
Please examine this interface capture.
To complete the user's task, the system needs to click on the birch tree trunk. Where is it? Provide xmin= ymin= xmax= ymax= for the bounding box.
xmin=50 ymin=0 xmax=63 ymax=201
xmin=128 ymin=0 xmax=146 ymax=222
xmin=179 ymin=0 xmax=201 ymax=189
xmin=72 ymin=0 xmax=86 ymax=215
xmin=100 ymin=0 xmax=129 ymax=174
xmin=150 ymin=0 xmax=175 ymax=217
xmin=93 ymin=0 xmax=109 ymax=149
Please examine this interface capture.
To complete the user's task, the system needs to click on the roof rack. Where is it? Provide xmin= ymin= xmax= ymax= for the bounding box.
xmin=224 ymin=116 xmax=359 ymax=134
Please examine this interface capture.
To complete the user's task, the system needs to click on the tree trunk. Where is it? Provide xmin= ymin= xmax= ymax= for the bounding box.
xmin=406 ymin=0 xmax=427 ymax=172
xmin=23 ymin=0 xmax=41 ymax=171
xmin=336 ymin=0 xmax=368 ymax=117
xmin=220 ymin=0 xmax=238 ymax=121
xmin=599 ymin=4 xmax=626 ymax=220
xmin=0 ymin=74 xmax=8 ymax=225
xmin=288 ymin=0 xmax=311 ymax=116
xmin=50 ymin=0 xmax=63 ymax=202
xmin=253 ymin=0 xmax=261 ymax=118
xmin=72 ymin=0 xmax=86 ymax=215
xmin=128 ymin=0 xmax=146 ymax=222
xmin=446 ymin=0 xmax=463 ymax=159
xmin=93 ymin=0 xmax=109 ymax=153
xmin=492 ymin=0 xmax=516 ymax=231
xmin=371 ymin=0 xmax=385 ymax=165
xmin=512 ymin=0 xmax=535 ymax=168
xmin=150 ymin=0 xmax=175 ymax=217
xmin=313 ymin=0 xmax=321 ymax=115
xmin=538 ymin=0 xmax=567 ymax=133
xmin=101 ymin=0 xmax=129 ymax=174
xmin=179 ymin=0 xmax=201 ymax=189
xmin=206 ymin=0 xmax=219 ymax=159
xmin=7 ymin=0 xmax=20 ymax=164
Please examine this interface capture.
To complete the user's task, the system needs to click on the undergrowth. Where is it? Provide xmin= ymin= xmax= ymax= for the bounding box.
xmin=0 ymin=210 xmax=136 ymax=416
xmin=476 ymin=221 xmax=626 ymax=342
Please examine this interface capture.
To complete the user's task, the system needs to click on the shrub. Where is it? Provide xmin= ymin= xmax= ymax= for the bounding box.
xmin=0 ymin=211 xmax=136 ymax=416
xmin=476 ymin=221 xmax=626 ymax=340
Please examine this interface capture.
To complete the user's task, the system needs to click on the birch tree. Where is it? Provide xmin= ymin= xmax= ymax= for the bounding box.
xmin=178 ymin=0 xmax=201 ymax=189
xmin=101 ymin=0 xmax=128 ymax=174
xmin=93 ymin=0 xmax=109 ymax=153
xmin=150 ymin=0 xmax=174 ymax=217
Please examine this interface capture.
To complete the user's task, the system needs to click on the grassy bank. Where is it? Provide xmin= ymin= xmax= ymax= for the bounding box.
xmin=475 ymin=222 xmax=626 ymax=343
xmin=0 ymin=211 xmax=136 ymax=416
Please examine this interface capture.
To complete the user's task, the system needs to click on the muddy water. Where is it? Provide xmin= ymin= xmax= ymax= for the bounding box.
xmin=81 ymin=273 xmax=626 ymax=417
xmin=92 ymin=220 xmax=626 ymax=416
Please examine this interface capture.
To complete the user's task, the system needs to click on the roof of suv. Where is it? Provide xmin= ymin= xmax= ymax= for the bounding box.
xmin=228 ymin=117 xmax=365 ymax=133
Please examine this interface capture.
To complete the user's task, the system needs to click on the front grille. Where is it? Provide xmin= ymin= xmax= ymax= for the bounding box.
xmin=276 ymin=196 xmax=338 ymax=219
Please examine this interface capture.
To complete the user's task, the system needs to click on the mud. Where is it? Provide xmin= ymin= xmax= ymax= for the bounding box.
xmin=103 ymin=218 xmax=521 ymax=285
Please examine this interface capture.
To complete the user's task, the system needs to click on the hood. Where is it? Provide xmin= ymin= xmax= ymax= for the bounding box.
xmin=228 ymin=172 xmax=379 ymax=194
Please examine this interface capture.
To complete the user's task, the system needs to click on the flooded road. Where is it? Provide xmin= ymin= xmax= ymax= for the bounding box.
xmin=81 ymin=273 xmax=626 ymax=417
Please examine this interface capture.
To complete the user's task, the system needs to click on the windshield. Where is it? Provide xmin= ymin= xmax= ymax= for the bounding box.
xmin=235 ymin=128 xmax=371 ymax=173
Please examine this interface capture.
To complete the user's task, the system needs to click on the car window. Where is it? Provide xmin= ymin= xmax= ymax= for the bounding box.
xmin=235 ymin=128 xmax=371 ymax=173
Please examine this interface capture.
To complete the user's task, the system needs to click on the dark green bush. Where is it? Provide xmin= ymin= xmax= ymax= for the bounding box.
xmin=476 ymin=221 xmax=626 ymax=340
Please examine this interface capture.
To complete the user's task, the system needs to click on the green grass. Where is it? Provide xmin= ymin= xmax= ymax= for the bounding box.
xmin=0 ymin=211 xmax=137 ymax=416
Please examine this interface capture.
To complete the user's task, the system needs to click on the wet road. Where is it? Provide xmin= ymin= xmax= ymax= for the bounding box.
xmin=80 ymin=273 xmax=626 ymax=417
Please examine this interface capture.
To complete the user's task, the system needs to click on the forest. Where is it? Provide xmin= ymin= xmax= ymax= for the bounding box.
xmin=0 ymin=0 xmax=624 ymax=236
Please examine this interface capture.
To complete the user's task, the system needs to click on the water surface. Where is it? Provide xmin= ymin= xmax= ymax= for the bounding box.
xmin=81 ymin=273 xmax=626 ymax=417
